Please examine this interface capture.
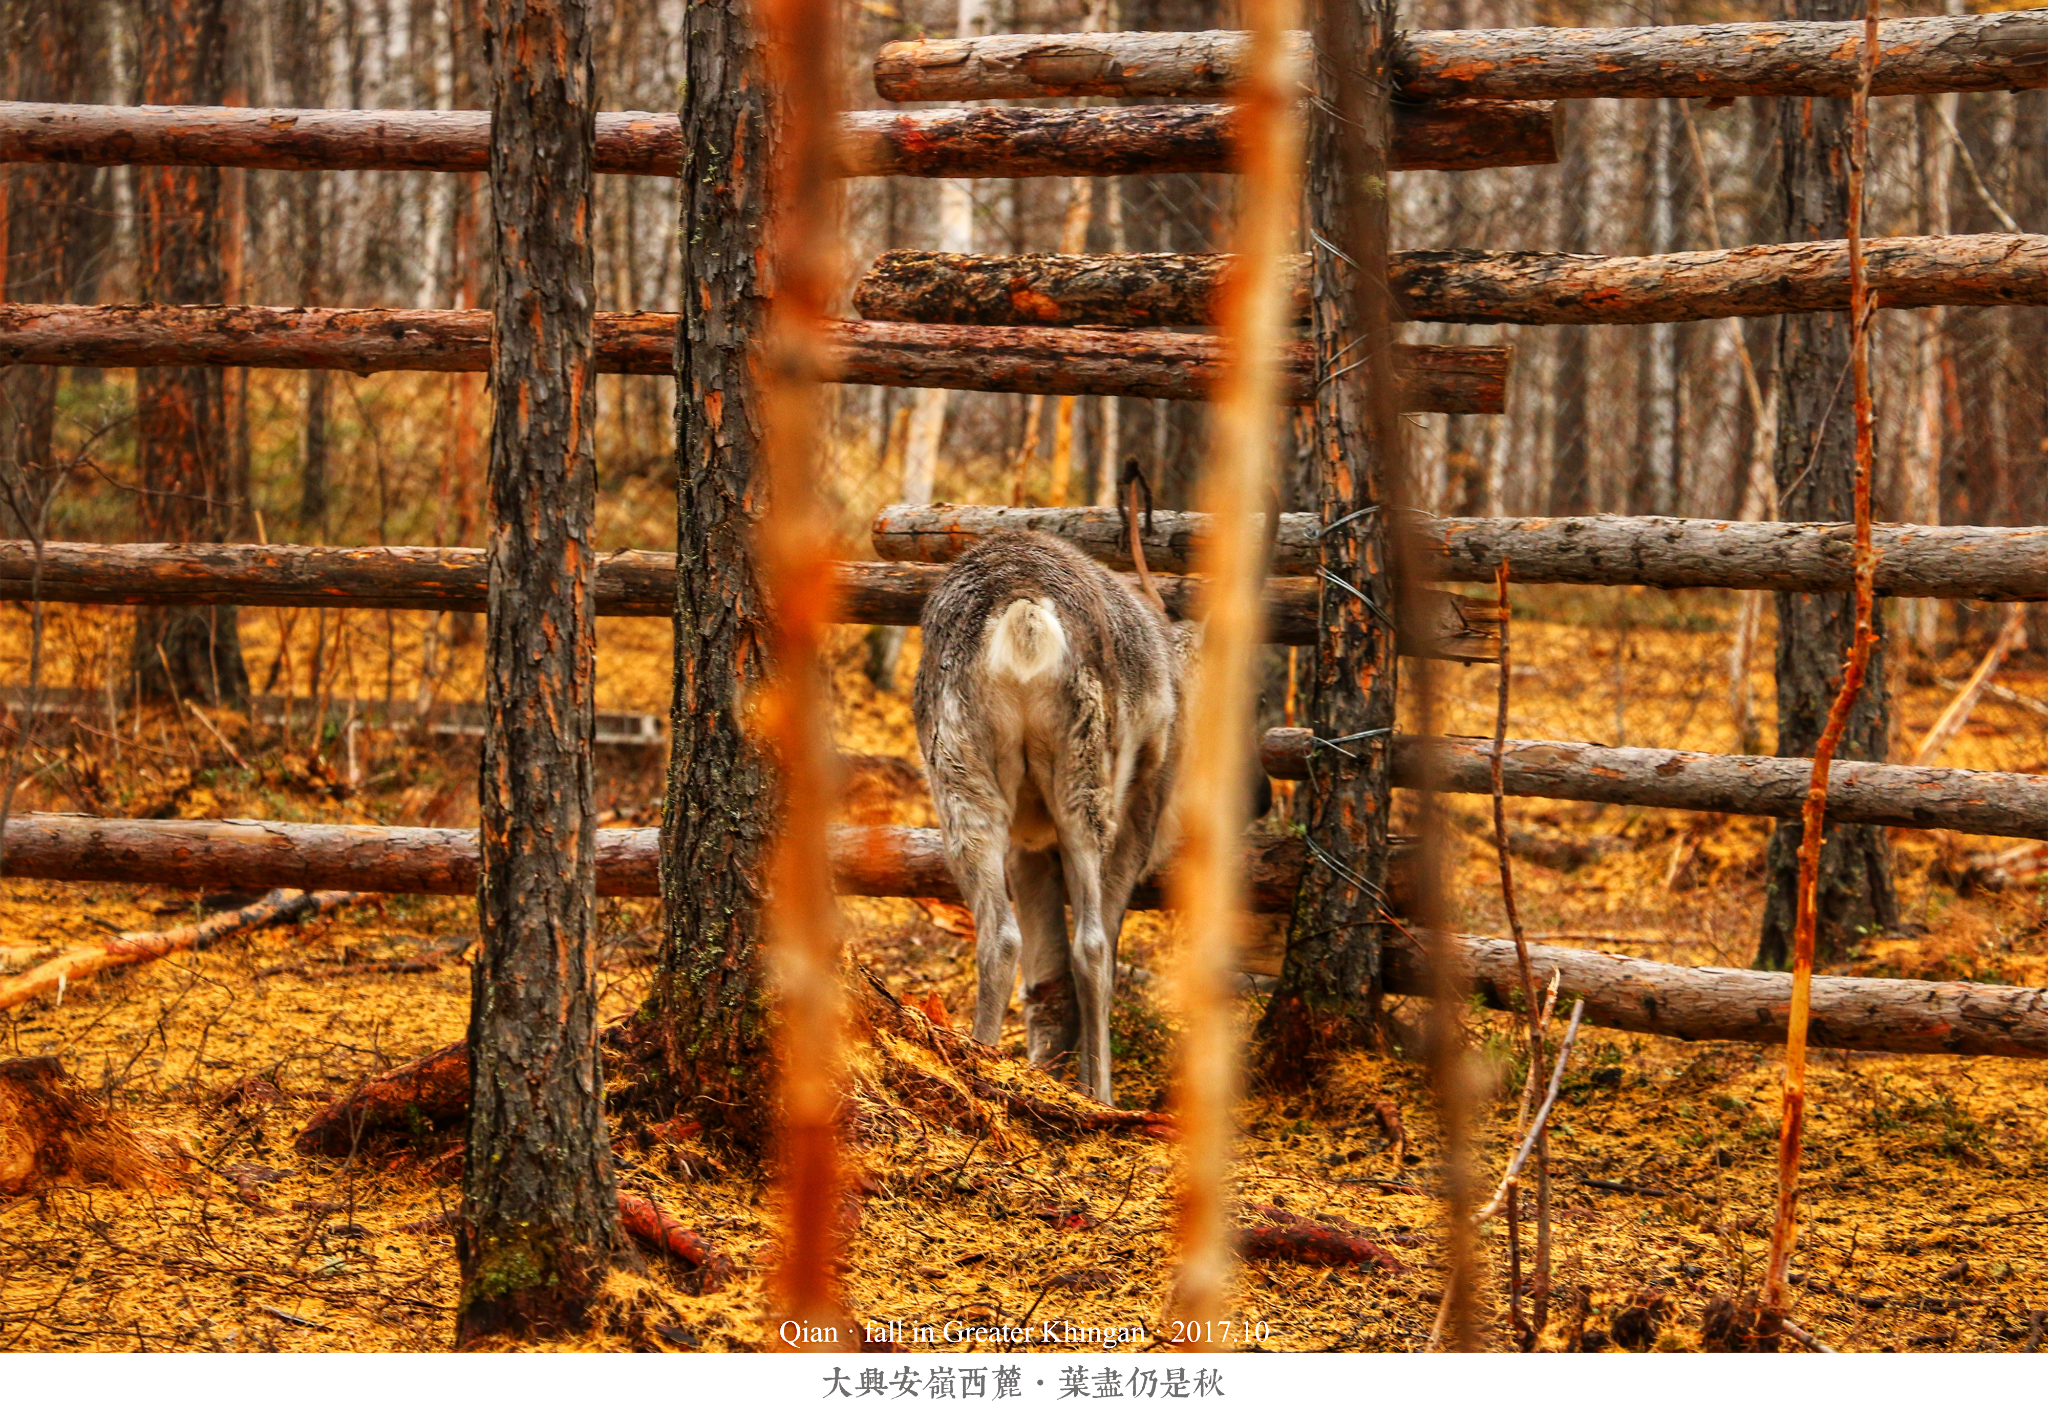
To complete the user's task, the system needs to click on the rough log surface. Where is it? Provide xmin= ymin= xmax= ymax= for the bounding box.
xmin=1396 ymin=13 xmax=2048 ymax=99
xmin=1386 ymin=935 xmax=2048 ymax=1058
xmin=1254 ymin=731 xmax=2048 ymax=839
xmin=1395 ymin=234 xmax=2048 ymax=325
xmin=0 ymin=542 xmax=1513 ymax=655
xmin=0 ymin=305 xmax=1508 ymax=413
xmin=874 ymin=29 xmax=1310 ymax=101
xmin=0 ymin=98 xmax=1556 ymax=179
xmin=872 ymin=17 xmax=2048 ymax=102
xmin=870 ymin=505 xmax=2048 ymax=599
xmin=0 ymin=815 xmax=1305 ymax=913
xmin=857 ymin=235 xmax=2048 ymax=328
xmin=294 ymin=1042 xmax=472 ymax=1153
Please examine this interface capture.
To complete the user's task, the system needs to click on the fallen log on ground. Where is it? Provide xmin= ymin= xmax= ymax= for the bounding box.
xmin=293 ymin=1042 xmax=471 ymax=1154
xmin=871 ymin=16 xmax=2048 ymax=102
xmin=0 ymin=887 xmax=371 ymax=1012
xmin=1235 ymin=1205 xmax=1406 ymax=1271
xmin=854 ymin=235 xmax=2048 ymax=329
xmin=870 ymin=504 xmax=2048 ymax=600
xmin=616 ymin=1193 xmax=736 ymax=1290
xmin=1257 ymin=732 xmax=2048 ymax=841
xmin=1383 ymin=935 xmax=2048 ymax=1058
xmin=0 ymin=541 xmax=1511 ymax=656
xmin=0 ymin=98 xmax=1557 ymax=178
xmin=0 ymin=304 xmax=1508 ymax=413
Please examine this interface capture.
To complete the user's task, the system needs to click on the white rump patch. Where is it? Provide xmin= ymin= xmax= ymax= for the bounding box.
xmin=983 ymin=598 xmax=1067 ymax=684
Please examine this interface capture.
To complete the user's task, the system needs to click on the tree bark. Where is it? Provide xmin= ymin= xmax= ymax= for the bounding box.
xmin=131 ymin=0 xmax=246 ymax=707
xmin=0 ymin=96 xmax=1557 ymax=178
xmin=873 ymin=505 xmax=2048 ymax=598
xmin=854 ymin=234 xmax=2048 ymax=329
xmin=1264 ymin=730 xmax=2048 ymax=838
xmin=869 ymin=15 xmax=2048 ymax=103
xmin=1382 ymin=935 xmax=2048 ymax=1059
xmin=0 ymin=813 xmax=1304 ymax=911
xmin=458 ymin=0 xmax=615 ymax=1346
xmin=644 ymin=0 xmax=779 ymax=1148
xmin=0 ymin=541 xmax=1503 ymax=656
xmin=1395 ymin=12 xmax=2048 ymax=100
xmin=0 ymin=304 xmax=1510 ymax=413
xmin=1257 ymin=0 xmax=1396 ymax=1076
xmin=1762 ymin=0 xmax=1896 ymax=972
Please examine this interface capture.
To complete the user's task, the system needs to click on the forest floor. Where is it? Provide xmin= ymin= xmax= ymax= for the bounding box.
xmin=0 ymin=588 xmax=2044 ymax=1353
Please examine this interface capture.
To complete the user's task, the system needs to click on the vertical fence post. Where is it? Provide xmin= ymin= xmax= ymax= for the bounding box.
xmin=458 ymin=0 xmax=614 ymax=1345
xmin=1172 ymin=0 xmax=1302 ymax=1343
xmin=755 ymin=0 xmax=852 ymax=1348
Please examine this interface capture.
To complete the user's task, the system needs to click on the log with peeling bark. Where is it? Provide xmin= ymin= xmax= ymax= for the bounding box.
xmin=1395 ymin=12 xmax=2048 ymax=100
xmin=0 ymin=305 xmax=1508 ymax=413
xmin=0 ymin=814 xmax=1311 ymax=913
xmin=1254 ymin=731 xmax=2048 ymax=840
xmin=871 ymin=504 xmax=2048 ymax=600
xmin=1235 ymin=1205 xmax=1406 ymax=1271
xmin=293 ymin=1041 xmax=471 ymax=1154
xmin=0 ymin=99 xmax=1557 ymax=179
xmin=0 ymin=887 xmax=370 ymax=1012
xmin=1386 ymin=935 xmax=2048 ymax=1058
xmin=856 ymin=234 xmax=2048 ymax=329
xmin=872 ymin=15 xmax=2048 ymax=102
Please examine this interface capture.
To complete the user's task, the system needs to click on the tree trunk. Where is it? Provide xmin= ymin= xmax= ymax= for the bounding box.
xmin=457 ymin=0 xmax=615 ymax=1345
xmin=1550 ymin=109 xmax=1590 ymax=515
xmin=131 ymin=0 xmax=247 ymax=707
xmin=643 ymin=0 xmax=779 ymax=1148
xmin=1256 ymin=0 xmax=1396 ymax=1076
xmin=1760 ymin=0 xmax=1896 ymax=971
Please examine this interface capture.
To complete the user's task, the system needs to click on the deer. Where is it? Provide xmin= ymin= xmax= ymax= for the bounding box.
xmin=912 ymin=463 xmax=1271 ymax=1104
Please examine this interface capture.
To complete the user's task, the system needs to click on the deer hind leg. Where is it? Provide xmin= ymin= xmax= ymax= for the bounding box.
xmin=942 ymin=816 xmax=1024 ymax=1048
xmin=1011 ymin=846 xmax=1077 ymax=1075
xmin=1041 ymin=785 xmax=1116 ymax=1104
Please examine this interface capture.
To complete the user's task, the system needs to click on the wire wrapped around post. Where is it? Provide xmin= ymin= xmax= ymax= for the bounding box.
xmin=1170 ymin=0 xmax=1302 ymax=1346
xmin=755 ymin=0 xmax=853 ymax=1349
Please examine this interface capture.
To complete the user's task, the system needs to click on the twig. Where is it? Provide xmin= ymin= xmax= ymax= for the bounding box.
xmin=1911 ymin=605 xmax=2025 ymax=765
xmin=1476 ymin=999 xmax=1585 ymax=1222
xmin=1766 ymin=0 xmax=1881 ymax=1326
xmin=1488 ymin=557 xmax=1549 ymax=1343
xmin=183 ymin=699 xmax=250 ymax=770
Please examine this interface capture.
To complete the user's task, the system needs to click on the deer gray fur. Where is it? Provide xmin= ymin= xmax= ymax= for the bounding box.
xmin=913 ymin=529 xmax=1267 ymax=1103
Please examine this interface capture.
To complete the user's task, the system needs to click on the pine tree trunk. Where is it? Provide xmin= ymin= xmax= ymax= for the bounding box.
xmin=1758 ymin=0 xmax=1896 ymax=970
xmin=456 ymin=0 xmax=616 ymax=1344
xmin=1256 ymin=0 xmax=1397 ymax=1076
xmin=641 ymin=0 xmax=780 ymax=1148
xmin=131 ymin=0 xmax=248 ymax=707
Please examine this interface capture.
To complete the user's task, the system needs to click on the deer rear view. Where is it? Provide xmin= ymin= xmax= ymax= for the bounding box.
xmin=913 ymin=530 xmax=1185 ymax=1104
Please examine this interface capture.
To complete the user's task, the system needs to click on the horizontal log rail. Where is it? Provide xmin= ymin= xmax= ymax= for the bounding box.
xmin=1383 ymin=934 xmax=2047 ymax=1058
xmin=872 ymin=15 xmax=2048 ymax=102
xmin=855 ymin=234 xmax=2048 ymax=329
xmin=1263 ymin=732 xmax=2048 ymax=841
xmin=4 ymin=812 xmax=2038 ymax=1056
xmin=0 ymin=98 xmax=1557 ymax=178
xmin=871 ymin=504 xmax=2048 ymax=601
xmin=0 ymin=304 xmax=1508 ymax=413
xmin=0 ymin=813 xmax=1305 ymax=913
xmin=0 ymin=540 xmax=1504 ymax=658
